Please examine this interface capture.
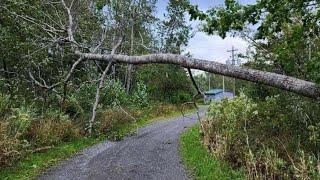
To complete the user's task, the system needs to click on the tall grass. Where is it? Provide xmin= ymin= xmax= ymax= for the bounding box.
xmin=202 ymin=94 xmax=320 ymax=179
xmin=180 ymin=124 xmax=244 ymax=180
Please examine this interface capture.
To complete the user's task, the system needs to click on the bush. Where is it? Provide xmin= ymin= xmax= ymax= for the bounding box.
xmin=27 ymin=116 xmax=81 ymax=147
xmin=72 ymin=83 xmax=97 ymax=112
xmin=203 ymin=93 xmax=258 ymax=167
xmin=202 ymin=93 xmax=320 ymax=179
xmin=63 ymin=95 xmax=85 ymax=118
xmin=0 ymin=106 xmax=35 ymax=167
xmin=0 ymin=121 xmax=24 ymax=167
xmin=169 ymin=91 xmax=192 ymax=104
xmin=0 ymin=94 xmax=10 ymax=117
xmin=130 ymin=82 xmax=149 ymax=108
xmin=0 ymin=104 xmax=81 ymax=167
xmin=102 ymin=79 xmax=129 ymax=107
xmin=7 ymin=107 xmax=34 ymax=138
xmin=97 ymin=108 xmax=139 ymax=140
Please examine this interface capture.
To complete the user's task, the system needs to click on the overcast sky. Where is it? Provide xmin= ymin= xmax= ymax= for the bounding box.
xmin=156 ymin=0 xmax=256 ymax=64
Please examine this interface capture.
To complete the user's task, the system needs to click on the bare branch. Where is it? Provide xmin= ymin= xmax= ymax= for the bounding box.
xmin=0 ymin=6 xmax=64 ymax=36
xmin=187 ymin=68 xmax=204 ymax=131
xmin=187 ymin=68 xmax=204 ymax=97
xmin=92 ymin=28 xmax=108 ymax=53
xmin=61 ymin=0 xmax=76 ymax=44
xmin=88 ymin=61 xmax=113 ymax=135
xmin=29 ymin=57 xmax=85 ymax=92
xmin=111 ymin=37 xmax=123 ymax=55
xmin=28 ymin=71 xmax=61 ymax=95
xmin=138 ymin=31 xmax=159 ymax=53
xmin=88 ymin=36 xmax=124 ymax=134
xmin=63 ymin=57 xmax=84 ymax=83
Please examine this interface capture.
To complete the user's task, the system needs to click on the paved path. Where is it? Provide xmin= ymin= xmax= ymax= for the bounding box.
xmin=38 ymin=111 xmax=203 ymax=180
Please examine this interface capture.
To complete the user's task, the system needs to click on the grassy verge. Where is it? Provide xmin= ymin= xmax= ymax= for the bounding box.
xmin=0 ymin=105 xmax=196 ymax=179
xmin=0 ymin=136 xmax=105 ymax=180
xmin=179 ymin=124 xmax=244 ymax=180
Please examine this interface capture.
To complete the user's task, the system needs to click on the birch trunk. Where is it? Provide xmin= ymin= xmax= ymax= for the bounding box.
xmin=125 ymin=26 xmax=134 ymax=93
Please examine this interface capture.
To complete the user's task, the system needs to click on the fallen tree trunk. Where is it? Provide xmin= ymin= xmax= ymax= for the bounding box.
xmin=76 ymin=52 xmax=320 ymax=100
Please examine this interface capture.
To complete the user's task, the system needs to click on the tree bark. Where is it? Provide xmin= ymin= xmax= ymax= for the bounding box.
xmin=125 ymin=64 xmax=133 ymax=93
xmin=125 ymin=25 xmax=135 ymax=93
xmin=88 ymin=62 xmax=113 ymax=135
xmin=87 ymin=37 xmax=123 ymax=135
xmin=76 ymin=52 xmax=320 ymax=100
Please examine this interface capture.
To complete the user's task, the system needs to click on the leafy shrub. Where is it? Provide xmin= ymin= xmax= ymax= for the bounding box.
xmin=63 ymin=95 xmax=85 ymax=118
xmin=7 ymin=107 xmax=34 ymax=138
xmin=202 ymin=93 xmax=320 ymax=179
xmin=130 ymin=82 xmax=149 ymax=108
xmin=204 ymin=93 xmax=258 ymax=167
xmin=0 ymin=98 xmax=82 ymax=168
xmin=46 ymin=109 xmax=71 ymax=123
xmin=169 ymin=91 xmax=192 ymax=104
xmin=0 ymin=94 xmax=10 ymax=117
xmin=0 ymin=122 xmax=23 ymax=167
xmin=72 ymin=83 xmax=97 ymax=112
xmin=0 ymin=106 xmax=35 ymax=167
xmin=102 ymin=80 xmax=129 ymax=107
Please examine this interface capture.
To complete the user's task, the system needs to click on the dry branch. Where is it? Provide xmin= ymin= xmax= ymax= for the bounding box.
xmin=187 ymin=68 xmax=204 ymax=131
xmin=88 ymin=37 xmax=124 ymax=134
xmin=88 ymin=61 xmax=113 ymax=134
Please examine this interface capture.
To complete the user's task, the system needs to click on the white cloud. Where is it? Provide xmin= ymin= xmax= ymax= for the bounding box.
xmin=185 ymin=32 xmax=249 ymax=64
xmin=155 ymin=0 xmax=250 ymax=65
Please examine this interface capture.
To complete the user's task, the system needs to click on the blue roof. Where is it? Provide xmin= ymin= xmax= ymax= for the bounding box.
xmin=204 ymin=89 xmax=224 ymax=95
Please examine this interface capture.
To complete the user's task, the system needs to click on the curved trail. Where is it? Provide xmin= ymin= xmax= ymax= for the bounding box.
xmin=38 ymin=110 xmax=204 ymax=180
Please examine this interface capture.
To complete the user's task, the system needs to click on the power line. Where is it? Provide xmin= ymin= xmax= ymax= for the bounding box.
xmin=227 ymin=46 xmax=238 ymax=65
xmin=227 ymin=46 xmax=238 ymax=96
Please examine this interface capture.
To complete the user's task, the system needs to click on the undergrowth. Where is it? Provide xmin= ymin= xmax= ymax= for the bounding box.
xmin=202 ymin=93 xmax=320 ymax=179
xmin=0 ymin=136 xmax=104 ymax=180
xmin=0 ymin=101 xmax=195 ymax=179
xmin=180 ymin=124 xmax=244 ymax=180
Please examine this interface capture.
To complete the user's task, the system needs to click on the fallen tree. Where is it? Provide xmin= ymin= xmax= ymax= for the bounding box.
xmin=11 ymin=0 xmax=319 ymax=134
xmin=76 ymin=52 xmax=320 ymax=100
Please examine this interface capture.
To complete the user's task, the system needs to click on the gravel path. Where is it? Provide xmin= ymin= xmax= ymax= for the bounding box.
xmin=38 ymin=110 xmax=204 ymax=180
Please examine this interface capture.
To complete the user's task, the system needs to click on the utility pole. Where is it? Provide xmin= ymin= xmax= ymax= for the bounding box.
xmin=227 ymin=46 xmax=238 ymax=66
xmin=222 ymin=76 xmax=225 ymax=92
xmin=208 ymin=73 xmax=211 ymax=90
xmin=227 ymin=46 xmax=238 ymax=95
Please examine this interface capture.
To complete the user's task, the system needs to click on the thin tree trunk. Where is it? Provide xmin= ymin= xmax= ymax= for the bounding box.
xmin=125 ymin=26 xmax=134 ymax=93
xmin=76 ymin=52 xmax=320 ymax=100
xmin=87 ymin=37 xmax=123 ymax=135
xmin=126 ymin=65 xmax=133 ymax=93
xmin=88 ymin=62 xmax=113 ymax=135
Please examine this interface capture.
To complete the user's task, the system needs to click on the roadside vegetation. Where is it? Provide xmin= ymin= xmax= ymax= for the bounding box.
xmin=2 ymin=0 xmax=320 ymax=179
xmin=180 ymin=124 xmax=244 ymax=180
xmin=185 ymin=1 xmax=320 ymax=179
xmin=1 ymin=0 xmax=195 ymax=178
xmin=201 ymin=94 xmax=320 ymax=179
xmin=0 ymin=100 xmax=194 ymax=179
xmin=0 ymin=136 xmax=104 ymax=180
